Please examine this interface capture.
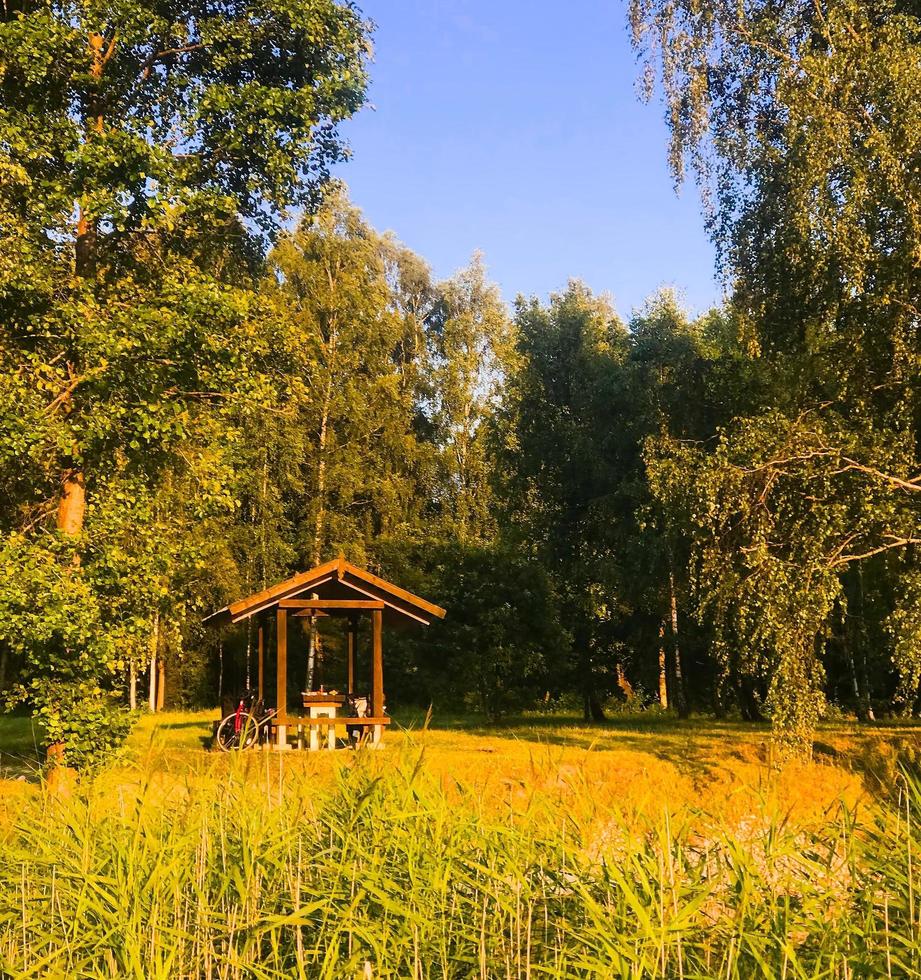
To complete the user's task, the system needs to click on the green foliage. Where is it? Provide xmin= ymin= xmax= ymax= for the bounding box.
xmin=499 ymin=282 xmax=630 ymax=715
xmin=888 ymin=569 xmax=921 ymax=708
xmin=0 ymin=0 xmax=370 ymax=761
xmin=6 ymin=0 xmax=921 ymax=762
xmin=632 ymin=0 xmax=921 ymax=752
xmin=0 ymin=0 xmax=369 ymax=233
xmin=376 ymin=539 xmax=563 ymax=718
xmin=425 ymin=253 xmax=515 ymax=542
xmin=260 ymin=186 xmax=432 ymax=564
xmin=29 ymin=680 xmax=134 ymax=772
xmin=498 ymin=284 xmax=746 ymax=719
xmin=0 ymin=534 xmax=114 ymax=684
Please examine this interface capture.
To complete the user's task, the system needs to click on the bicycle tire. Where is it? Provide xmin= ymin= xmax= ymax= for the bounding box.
xmin=216 ymin=711 xmax=260 ymax=751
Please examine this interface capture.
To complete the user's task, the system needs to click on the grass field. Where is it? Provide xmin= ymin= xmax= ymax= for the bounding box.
xmin=3 ymin=710 xmax=921 ymax=977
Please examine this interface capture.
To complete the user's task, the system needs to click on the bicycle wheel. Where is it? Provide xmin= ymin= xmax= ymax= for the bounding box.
xmin=216 ymin=712 xmax=260 ymax=751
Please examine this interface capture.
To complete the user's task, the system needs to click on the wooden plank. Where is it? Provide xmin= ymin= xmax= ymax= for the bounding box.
xmin=280 ymin=599 xmax=385 ymax=610
xmin=301 ymin=693 xmax=347 ymax=706
xmin=269 ymin=716 xmax=392 ymax=726
xmin=228 ymin=563 xmax=338 ymax=620
xmin=333 ymin=578 xmax=433 ymax=625
xmin=371 ymin=607 xmax=383 ymax=718
xmin=230 ymin=575 xmax=334 ymax=623
xmin=342 ymin=563 xmax=446 ymax=619
xmin=277 ymin=608 xmax=287 ymax=725
xmin=347 ymin=615 xmax=356 ymax=695
xmin=228 ymin=557 xmax=339 ymax=615
xmin=257 ymin=623 xmax=264 ymax=701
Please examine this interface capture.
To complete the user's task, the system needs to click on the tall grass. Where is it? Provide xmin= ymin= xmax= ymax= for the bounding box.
xmin=2 ymin=744 xmax=921 ymax=978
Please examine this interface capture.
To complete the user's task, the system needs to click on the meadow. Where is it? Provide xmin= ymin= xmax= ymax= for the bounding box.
xmin=2 ymin=711 xmax=921 ymax=978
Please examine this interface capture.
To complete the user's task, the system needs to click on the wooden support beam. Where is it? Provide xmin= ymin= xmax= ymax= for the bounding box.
xmin=280 ymin=599 xmax=385 ymax=610
xmin=277 ymin=608 xmax=288 ymax=741
xmin=347 ymin=615 xmax=356 ymax=695
xmin=257 ymin=623 xmax=264 ymax=701
xmin=326 ymin=579 xmax=432 ymax=624
xmin=371 ymin=607 xmax=383 ymax=719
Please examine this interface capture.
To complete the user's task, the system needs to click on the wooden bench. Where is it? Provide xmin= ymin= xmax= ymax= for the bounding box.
xmin=270 ymin=716 xmax=391 ymax=750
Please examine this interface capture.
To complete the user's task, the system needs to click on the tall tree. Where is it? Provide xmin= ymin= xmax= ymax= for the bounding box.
xmin=500 ymin=282 xmax=629 ymax=720
xmin=631 ymin=0 xmax=921 ymax=752
xmin=0 ymin=0 xmax=370 ymax=764
xmin=426 ymin=254 xmax=514 ymax=542
xmin=263 ymin=187 xmax=430 ymax=569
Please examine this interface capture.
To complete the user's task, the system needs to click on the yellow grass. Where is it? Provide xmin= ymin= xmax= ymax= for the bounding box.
xmin=4 ymin=710 xmax=921 ymax=977
xmin=3 ymin=708 xmax=913 ymax=840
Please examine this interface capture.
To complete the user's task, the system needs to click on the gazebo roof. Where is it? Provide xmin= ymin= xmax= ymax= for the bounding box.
xmin=204 ymin=556 xmax=446 ymax=628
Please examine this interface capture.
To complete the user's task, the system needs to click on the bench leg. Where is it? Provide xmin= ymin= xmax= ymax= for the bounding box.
xmin=327 ymin=723 xmax=336 ymax=751
xmin=276 ymin=724 xmax=287 ymax=750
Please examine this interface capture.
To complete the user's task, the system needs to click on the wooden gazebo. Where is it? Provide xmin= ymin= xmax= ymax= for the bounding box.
xmin=205 ymin=556 xmax=445 ymax=748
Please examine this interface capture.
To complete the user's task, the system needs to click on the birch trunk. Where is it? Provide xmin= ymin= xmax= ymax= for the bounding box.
xmin=857 ymin=569 xmax=875 ymax=721
xmin=657 ymin=621 xmax=669 ymax=709
xmin=307 ymin=359 xmax=334 ymax=692
xmin=669 ymin=567 xmax=688 ymax=718
xmin=148 ymin=611 xmax=160 ymax=712
xmin=156 ymin=659 xmax=166 ymax=711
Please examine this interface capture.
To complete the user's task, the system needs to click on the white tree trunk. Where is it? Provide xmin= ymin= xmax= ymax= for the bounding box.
xmin=148 ymin=610 xmax=160 ymax=712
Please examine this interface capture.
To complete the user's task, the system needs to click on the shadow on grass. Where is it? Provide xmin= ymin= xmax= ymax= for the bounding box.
xmin=154 ymin=720 xmax=216 ymax=731
xmin=388 ymin=709 xmax=777 ymax=783
xmin=0 ymin=714 xmax=43 ymax=779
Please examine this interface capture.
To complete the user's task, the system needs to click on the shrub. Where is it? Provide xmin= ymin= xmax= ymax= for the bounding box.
xmin=26 ymin=680 xmax=135 ymax=772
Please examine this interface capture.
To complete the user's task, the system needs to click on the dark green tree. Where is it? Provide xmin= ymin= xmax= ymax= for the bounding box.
xmin=499 ymin=282 xmax=630 ymax=720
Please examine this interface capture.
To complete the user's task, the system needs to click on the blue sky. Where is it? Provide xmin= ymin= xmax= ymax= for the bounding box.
xmin=333 ymin=0 xmax=722 ymax=318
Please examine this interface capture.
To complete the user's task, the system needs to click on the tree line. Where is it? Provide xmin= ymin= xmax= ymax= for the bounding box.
xmin=1 ymin=0 xmax=919 ymax=764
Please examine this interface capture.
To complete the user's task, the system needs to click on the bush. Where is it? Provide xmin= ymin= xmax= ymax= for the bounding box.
xmin=28 ymin=680 xmax=135 ymax=772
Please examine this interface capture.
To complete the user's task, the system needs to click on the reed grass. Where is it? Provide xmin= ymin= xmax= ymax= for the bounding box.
xmin=1 ymin=738 xmax=921 ymax=978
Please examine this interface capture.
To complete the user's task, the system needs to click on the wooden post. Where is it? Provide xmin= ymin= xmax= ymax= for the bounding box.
xmin=371 ymin=608 xmax=383 ymax=719
xmin=277 ymin=608 xmax=288 ymax=749
xmin=347 ymin=616 xmax=356 ymax=695
xmin=257 ymin=623 xmax=264 ymax=702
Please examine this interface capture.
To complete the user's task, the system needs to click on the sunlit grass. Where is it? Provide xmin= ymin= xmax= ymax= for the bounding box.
xmin=3 ymin=711 xmax=921 ymax=976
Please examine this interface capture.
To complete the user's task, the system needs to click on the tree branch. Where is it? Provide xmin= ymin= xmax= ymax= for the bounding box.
xmin=831 ymin=536 xmax=921 ymax=567
xmin=139 ymin=42 xmax=207 ymax=81
xmin=835 ymin=458 xmax=921 ymax=492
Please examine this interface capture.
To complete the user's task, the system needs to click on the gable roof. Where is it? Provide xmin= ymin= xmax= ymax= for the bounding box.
xmin=204 ymin=556 xmax=446 ymax=627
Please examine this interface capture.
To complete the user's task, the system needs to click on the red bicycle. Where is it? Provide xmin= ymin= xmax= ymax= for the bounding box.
xmin=215 ymin=691 xmax=277 ymax=751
